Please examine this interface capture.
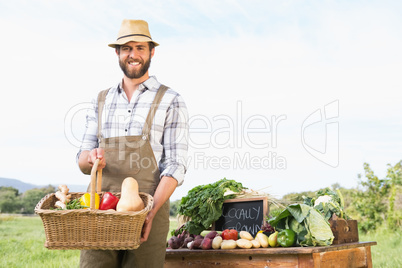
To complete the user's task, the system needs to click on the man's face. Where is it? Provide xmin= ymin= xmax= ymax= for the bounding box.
xmin=117 ymin=42 xmax=154 ymax=79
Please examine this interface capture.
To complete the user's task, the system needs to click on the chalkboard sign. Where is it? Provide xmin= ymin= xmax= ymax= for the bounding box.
xmin=213 ymin=197 xmax=268 ymax=237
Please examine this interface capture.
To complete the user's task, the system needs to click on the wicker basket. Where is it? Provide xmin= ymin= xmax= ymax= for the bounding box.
xmin=35 ymin=159 xmax=154 ymax=250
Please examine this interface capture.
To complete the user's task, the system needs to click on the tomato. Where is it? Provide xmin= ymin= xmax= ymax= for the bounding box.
xmin=221 ymin=229 xmax=238 ymax=240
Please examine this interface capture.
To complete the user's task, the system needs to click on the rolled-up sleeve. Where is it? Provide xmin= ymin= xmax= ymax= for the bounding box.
xmin=160 ymin=95 xmax=189 ymax=186
xmin=76 ymin=97 xmax=99 ymax=162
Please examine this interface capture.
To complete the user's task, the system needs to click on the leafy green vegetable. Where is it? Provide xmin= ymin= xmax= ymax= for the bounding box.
xmin=268 ymin=204 xmax=334 ymax=246
xmin=303 ymin=187 xmax=348 ymax=220
xmin=177 ymin=178 xmax=246 ymax=235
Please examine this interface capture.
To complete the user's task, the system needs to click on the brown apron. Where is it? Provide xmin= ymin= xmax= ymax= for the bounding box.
xmin=80 ymin=85 xmax=170 ymax=268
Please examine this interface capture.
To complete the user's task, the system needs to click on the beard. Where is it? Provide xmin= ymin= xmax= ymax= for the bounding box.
xmin=119 ymin=54 xmax=151 ymax=79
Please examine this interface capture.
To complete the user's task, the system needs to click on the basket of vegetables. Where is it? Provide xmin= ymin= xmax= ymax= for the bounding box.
xmin=35 ymin=159 xmax=153 ymax=250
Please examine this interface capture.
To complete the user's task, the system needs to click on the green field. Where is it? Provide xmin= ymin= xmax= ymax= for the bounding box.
xmin=0 ymin=216 xmax=79 ymax=268
xmin=0 ymin=215 xmax=400 ymax=267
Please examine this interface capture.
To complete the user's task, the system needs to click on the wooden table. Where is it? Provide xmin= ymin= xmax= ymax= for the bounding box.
xmin=164 ymin=241 xmax=376 ymax=268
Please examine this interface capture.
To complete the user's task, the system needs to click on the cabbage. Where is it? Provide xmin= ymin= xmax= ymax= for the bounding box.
xmin=268 ymin=204 xmax=334 ymax=247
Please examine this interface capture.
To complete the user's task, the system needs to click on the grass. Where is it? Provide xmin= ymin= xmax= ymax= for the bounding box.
xmin=0 ymin=215 xmax=179 ymax=268
xmin=1 ymin=215 xmax=401 ymax=267
xmin=359 ymin=227 xmax=402 ymax=268
xmin=0 ymin=215 xmax=79 ymax=268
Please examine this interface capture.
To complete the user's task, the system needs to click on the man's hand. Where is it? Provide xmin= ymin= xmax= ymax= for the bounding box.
xmin=88 ymin=148 xmax=106 ymax=170
xmin=78 ymin=148 xmax=106 ymax=174
xmin=141 ymin=211 xmax=155 ymax=242
xmin=140 ymin=176 xmax=178 ymax=243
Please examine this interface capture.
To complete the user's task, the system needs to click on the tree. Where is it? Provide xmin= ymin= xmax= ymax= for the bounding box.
xmin=353 ymin=163 xmax=390 ymax=233
xmin=282 ymin=190 xmax=316 ymax=204
xmin=0 ymin=187 xmax=21 ymax=213
xmin=169 ymin=199 xmax=181 ymax=217
xmin=21 ymin=185 xmax=55 ymax=214
xmin=385 ymin=161 xmax=402 ymax=230
xmin=339 ymin=187 xmax=358 ymax=219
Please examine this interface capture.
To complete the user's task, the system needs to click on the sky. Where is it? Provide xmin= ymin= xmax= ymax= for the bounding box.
xmin=0 ymin=0 xmax=401 ymax=201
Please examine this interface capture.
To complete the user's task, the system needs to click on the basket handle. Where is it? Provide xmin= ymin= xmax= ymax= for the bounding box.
xmin=90 ymin=158 xmax=103 ymax=210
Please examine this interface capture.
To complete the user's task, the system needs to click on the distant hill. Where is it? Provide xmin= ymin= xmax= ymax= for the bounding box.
xmin=0 ymin=177 xmax=87 ymax=193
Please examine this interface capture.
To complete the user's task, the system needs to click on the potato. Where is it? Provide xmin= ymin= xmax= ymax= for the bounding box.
xmin=236 ymin=239 xmax=253 ymax=249
xmin=251 ymin=239 xmax=261 ymax=248
xmin=256 ymin=233 xmax=269 ymax=248
xmin=212 ymin=236 xmax=223 ymax=249
xmin=239 ymin=231 xmax=254 ymax=241
xmin=221 ymin=239 xmax=237 ymax=249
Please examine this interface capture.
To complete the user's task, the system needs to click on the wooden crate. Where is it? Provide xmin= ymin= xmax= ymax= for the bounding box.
xmin=329 ymin=214 xmax=359 ymax=245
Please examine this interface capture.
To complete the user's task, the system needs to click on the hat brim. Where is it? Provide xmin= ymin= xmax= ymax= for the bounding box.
xmin=108 ymin=35 xmax=159 ymax=48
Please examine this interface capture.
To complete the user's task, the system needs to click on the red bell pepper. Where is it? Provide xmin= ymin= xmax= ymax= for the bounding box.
xmin=221 ymin=229 xmax=238 ymax=240
xmin=99 ymin=192 xmax=119 ymax=210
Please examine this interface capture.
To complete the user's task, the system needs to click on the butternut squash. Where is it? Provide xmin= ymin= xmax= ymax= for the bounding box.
xmin=116 ymin=177 xmax=145 ymax=212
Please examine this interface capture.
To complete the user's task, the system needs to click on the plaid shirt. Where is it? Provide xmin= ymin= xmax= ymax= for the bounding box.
xmin=78 ymin=76 xmax=189 ymax=185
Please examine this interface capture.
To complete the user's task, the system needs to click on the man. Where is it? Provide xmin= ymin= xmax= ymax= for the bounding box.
xmin=77 ymin=19 xmax=189 ymax=268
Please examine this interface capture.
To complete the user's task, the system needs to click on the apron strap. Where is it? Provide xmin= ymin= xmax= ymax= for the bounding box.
xmin=142 ymin=85 xmax=169 ymax=138
xmin=97 ymin=88 xmax=110 ymax=142
xmin=96 ymin=84 xmax=168 ymax=141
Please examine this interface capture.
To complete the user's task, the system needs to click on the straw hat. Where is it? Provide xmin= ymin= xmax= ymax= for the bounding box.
xmin=108 ymin=19 xmax=159 ymax=48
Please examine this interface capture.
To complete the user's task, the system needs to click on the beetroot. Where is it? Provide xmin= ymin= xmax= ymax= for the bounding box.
xmin=182 ymin=237 xmax=194 ymax=248
xmin=194 ymin=235 xmax=204 ymax=240
xmin=189 ymin=238 xmax=203 ymax=250
xmin=167 ymin=236 xmax=181 ymax=249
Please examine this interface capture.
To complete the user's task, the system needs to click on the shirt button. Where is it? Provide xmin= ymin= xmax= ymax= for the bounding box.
xmin=125 ymin=129 xmax=128 ymax=132
xmin=128 ymin=110 xmax=131 ymax=113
